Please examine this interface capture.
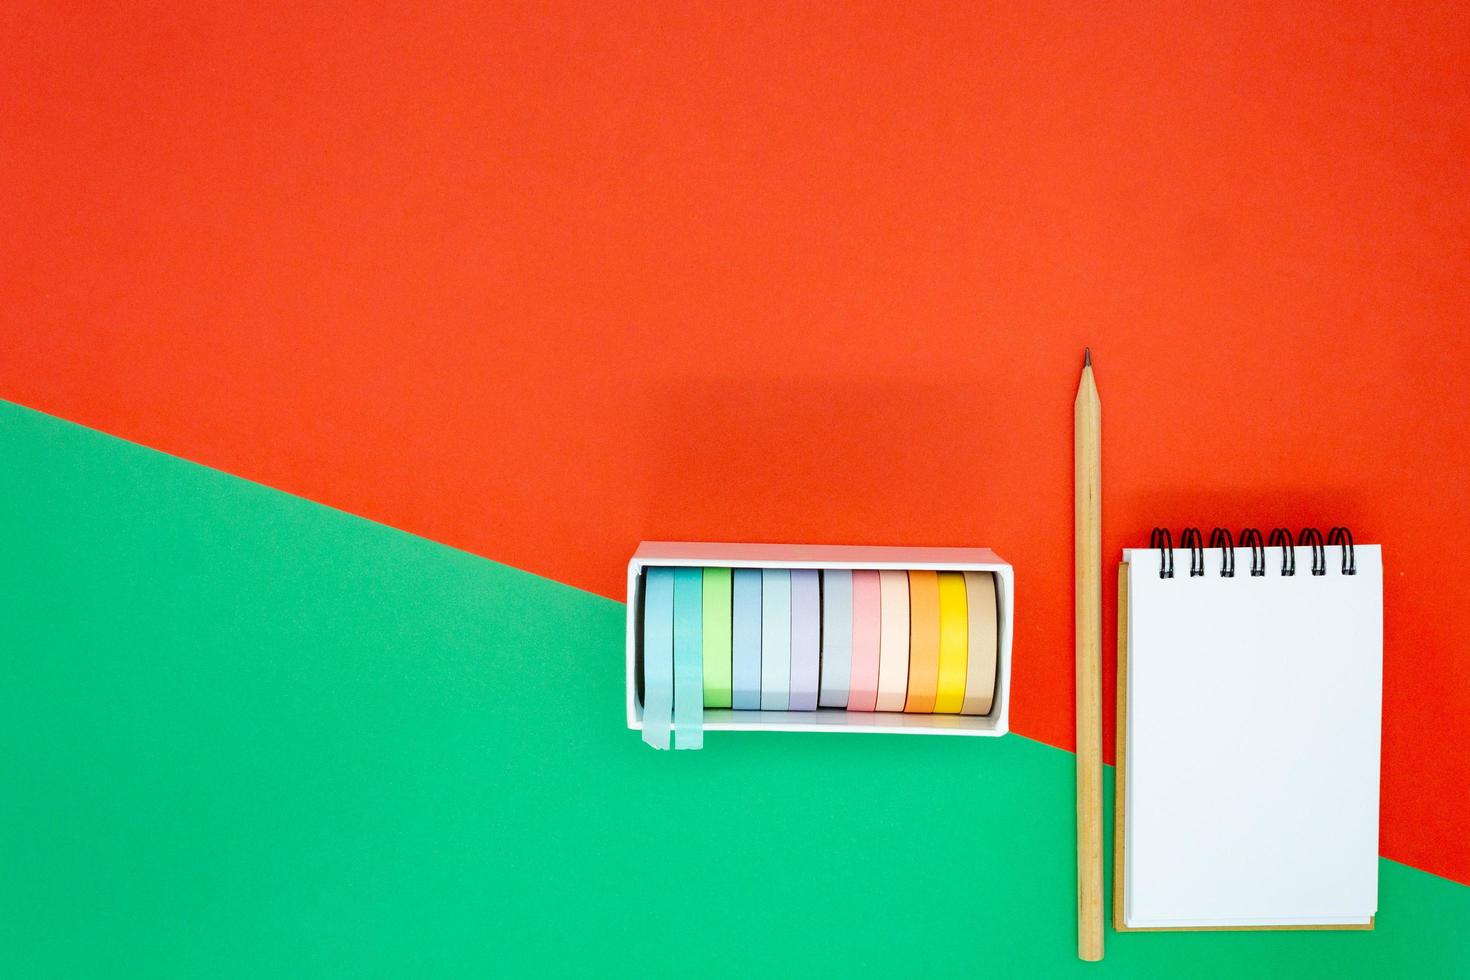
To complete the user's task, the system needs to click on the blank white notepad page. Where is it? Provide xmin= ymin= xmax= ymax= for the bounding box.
xmin=1124 ymin=546 xmax=1382 ymax=928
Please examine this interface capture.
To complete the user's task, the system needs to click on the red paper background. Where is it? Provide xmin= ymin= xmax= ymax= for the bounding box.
xmin=4 ymin=3 xmax=1467 ymax=883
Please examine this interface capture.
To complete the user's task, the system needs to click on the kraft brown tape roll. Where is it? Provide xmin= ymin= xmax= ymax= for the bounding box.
xmin=904 ymin=570 xmax=941 ymax=712
xmin=961 ymin=570 xmax=998 ymax=715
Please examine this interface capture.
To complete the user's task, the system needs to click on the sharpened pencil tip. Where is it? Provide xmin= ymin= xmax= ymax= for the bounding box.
xmin=1084 ymin=347 xmax=1092 ymax=368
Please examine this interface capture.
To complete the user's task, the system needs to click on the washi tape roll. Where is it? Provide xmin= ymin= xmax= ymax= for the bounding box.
xmin=933 ymin=571 xmax=969 ymax=713
xmin=760 ymin=568 xmax=792 ymax=710
xmin=876 ymin=569 xmax=910 ymax=711
xmin=961 ymin=570 xmax=998 ymax=715
xmin=848 ymin=570 xmax=881 ymax=711
xmin=904 ymin=570 xmax=941 ymax=712
xmin=702 ymin=567 xmax=732 ymax=707
xmin=788 ymin=569 xmax=820 ymax=710
xmin=818 ymin=569 xmax=853 ymax=707
xmin=642 ymin=567 xmax=674 ymax=749
xmin=730 ymin=568 xmax=762 ymax=709
xmin=672 ymin=567 xmax=704 ymax=749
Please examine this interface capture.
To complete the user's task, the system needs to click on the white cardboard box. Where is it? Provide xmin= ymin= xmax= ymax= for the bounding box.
xmin=626 ymin=542 xmax=1014 ymax=737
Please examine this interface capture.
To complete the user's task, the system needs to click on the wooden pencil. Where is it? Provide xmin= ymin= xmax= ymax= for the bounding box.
xmin=1075 ymin=348 xmax=1104 ymax=961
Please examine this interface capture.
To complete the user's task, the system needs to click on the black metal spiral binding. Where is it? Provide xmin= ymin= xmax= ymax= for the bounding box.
xmin=1208 ymin=528 xmax=1235 ymax=576
xmin=1300 ymin=527 xmax=1326 ymax=576
xmin=1180 ymin=527 xmax=1204 ymax=576
xmin=1239 ymin=527 xmax=1265 ymax=576
xmin=1150 ymin=527 xmax=1174 ymax=578
xmin=1148 ymin=526 xmax=1356 ymax=578
xmin=1327 ymin=526 xmax=1357 ymax=575
xmin=1267 ymin=528 xmax=1296 ymax=576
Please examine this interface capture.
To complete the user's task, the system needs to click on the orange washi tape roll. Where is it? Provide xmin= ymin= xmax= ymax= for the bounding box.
xmin=875 ymin=569 xmax=910 ymax=711
xmin=961 ymin=570 xmax=998 ymax=715
xmin=904 ymin=570 xmax=940 ymax=712
xmin=933 ymin=571 xmax=969 ymax=713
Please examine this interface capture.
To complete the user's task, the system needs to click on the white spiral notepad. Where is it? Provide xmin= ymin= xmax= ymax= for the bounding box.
xmin=1118 ymin=528 xmax=1383 ymax=931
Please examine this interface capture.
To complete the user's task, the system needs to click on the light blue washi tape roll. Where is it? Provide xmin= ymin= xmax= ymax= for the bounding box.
xmin=788 ymin=569 xmax=820 ymax=710
xmin=760 ymin=568 xmax=792 ymax=710
xmin=642 ymin=567 xmax=674 ymax=749
xmin=671 ymin=567 xmax=704 ymax=750
xmin=818 ymin=569 xmax=853 ymax=707
xmin=731 ymin=568 xmax=762 ymax=709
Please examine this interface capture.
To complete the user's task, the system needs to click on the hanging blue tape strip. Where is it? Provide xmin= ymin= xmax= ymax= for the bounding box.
xmin=731 ymin=568 xmax=763 ymax=709
xmin=672 ymin=567 xmax=704 ymax=749
xmin=641 ymin=567 xmax=674 ymax=749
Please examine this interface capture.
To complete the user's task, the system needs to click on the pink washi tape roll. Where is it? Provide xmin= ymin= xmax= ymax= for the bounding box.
xmin=875 ymin=569 xmax=910 ymax=711
xmin=847 ymin=570 xmax=881 ymax=711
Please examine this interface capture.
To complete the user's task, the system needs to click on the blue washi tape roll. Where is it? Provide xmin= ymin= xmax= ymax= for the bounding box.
xmin=818 ymin=569 xmax=853 ymax=707
xmin=789 ymin=569 xmax=820 ymax=710
xmin=731 ymin=568 xmax=762 ymax=709
xmin=642 ymin=567 xmax=674 ymax=749
xmin=760 ymin=568 xmax=792 ymax=710
xmin=672 ymin=567 xmax=704 ymax=749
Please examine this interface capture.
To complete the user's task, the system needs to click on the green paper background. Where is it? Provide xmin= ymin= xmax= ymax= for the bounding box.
xmin=3 ymin=401 xmax=1468 ymax=977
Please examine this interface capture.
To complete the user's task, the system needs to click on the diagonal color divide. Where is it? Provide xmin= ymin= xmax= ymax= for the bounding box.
xmin=2 ymin=401 xmax=1469 ymax=978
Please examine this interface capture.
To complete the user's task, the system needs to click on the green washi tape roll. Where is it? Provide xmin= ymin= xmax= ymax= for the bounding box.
xmin=702 ymin=567 xmax=733 ymax=707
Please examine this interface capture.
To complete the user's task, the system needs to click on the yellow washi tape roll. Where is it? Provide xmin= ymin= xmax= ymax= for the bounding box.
xmin=933 ymin=571 xmax=969 ymax=713
xmin=961 ymin=570 xmax=998 ymax=715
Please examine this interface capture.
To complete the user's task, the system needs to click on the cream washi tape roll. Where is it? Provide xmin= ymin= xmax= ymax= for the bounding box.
xmin=933 ymin=570 xmax=969 ymax=713
xmin=875 ymin=569 xmax=910 ymax=711
xmin=961 ymin=570 xmax=998 ymax=715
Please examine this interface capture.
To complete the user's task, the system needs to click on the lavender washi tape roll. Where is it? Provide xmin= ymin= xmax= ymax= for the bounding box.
xmin=818 ymin=569 xmax=853 ymax=707
xmin=731 ymin=568 xmax=762 ymax=709
xmin=788 ymin=569 xmax=820 ymax=710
